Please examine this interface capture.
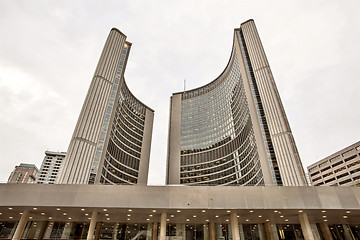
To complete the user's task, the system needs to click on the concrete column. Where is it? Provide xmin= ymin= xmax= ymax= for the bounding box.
xmin=298 ymin=212 xmax=315 ymax=240
xmin=230 ymin=213 xmax=240 ymax=240
xmin=258 ymin=224 xmax=266 ymax=240
xmin=209 ymin=222 xmax=216 ymax=240
xmin=159 ymin=213 xmax=167 ymax=240
xmin=264 ymin=222 xmax=279 ymax=240
xmin=342 ymin=224 xmax=354 ymax=240
xmin=12 ymin=210 xmax=30 ymax=240
xmin=86 ymin=211 xmax=98 ymax=240
xmin=176 ymin=223 xmax=185 ymax=238
xmin=37 ymin=221 xmax=48 ymax=240
xmin=318 ymin=222 xmax=333 ymax=240
xmin=94 ymin=221 xmax=102 ymax=240
xmin=152 ymin=221 xmax=158 ymax=240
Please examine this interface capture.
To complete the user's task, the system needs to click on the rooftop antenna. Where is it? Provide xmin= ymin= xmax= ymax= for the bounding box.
xmin=184 ymin=79 xmax=186 ymax=92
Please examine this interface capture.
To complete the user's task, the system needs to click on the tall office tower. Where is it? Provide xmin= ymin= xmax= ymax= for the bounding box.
xmin=167 ymin=20 xmax=307 ymax=186
xmin=37 ymin=151 xmax=66 ymax=184
xmin=7 ymin=163 xmax=38 ymax=184
xmin=308 ymin=141 xmax=360 ymax=187
xmin=58 ymin=28 xmax=154 ymax=185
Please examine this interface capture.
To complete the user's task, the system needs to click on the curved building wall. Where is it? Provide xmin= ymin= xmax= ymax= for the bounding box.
xmin=167 ymin=20 xmax=307 ymax=186
xmin=179 ymin=48 xmax=264 ymax=186
xmin=58 ymin=28 xmax=154 ymax=185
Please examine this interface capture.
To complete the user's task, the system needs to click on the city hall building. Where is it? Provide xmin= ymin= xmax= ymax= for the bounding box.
xmin=0 ymin=20 xmax=359 ymax=240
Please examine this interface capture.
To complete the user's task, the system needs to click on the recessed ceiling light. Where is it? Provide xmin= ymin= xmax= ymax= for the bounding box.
xmin=127 ymin=218 xmax=130 ymax=221
xmin=322 ymin=216 xmax=327 ymax=218
xmin=206 ymin=220 xmax=209 ymax=222
xmin=343 ymin=216 xmax=348 ymax=219
xmin=266 ymin=219 xmax=269 ymax=222
xmin=149 ymin=214 xmax=153 ymax=217
xmin=49 ymin=217 xmax=52 ymax=220
xmin=9 ymin=217 xmax=13 ymax=219
xmin=249 ymin=210 xmax=254 ymax=213
xmin=285 ymin=219 xmax=289 ymax=222
xmin=237 ymin=215 xmax=239 ymax=218
xmin=177 ymin=210 xmax=181 ymax=213
xmin=324 ymin=219 xmax=328 ymax=222
xmin=33 ymin=208 xmax=37 ymax=210
xmin=103 ymin=209 xmax=107 ymax=211
xmin=167 ymin=219 xmax=169 ymax=221
xmin=280 ymin=216 xmax=284 ymax=218
xmin=29 ymin=216 xmax=33 ymax=219
xmin=68 ymin=217 xmax=71 ymax=220
xmin=105 ymin=214 xmax=109 ymax=216
xmin=107 ymin=218 xmax=110 ymax=220
xmin=81 ymin=209 xmax=85 ymax=211
xmin=258 ymin=215 xmax=262 ymax=218
xmin=322 ymin=210 xmax=326 ymax=213
xmin=146 ymin=219 xmax=150 ymax=221
xmin=298 ymin=210 xmax=303 ymax=213
xmin=171 ymin=215 xmax=174 ymax=218
xmin=41 ymin=213 xmax=45 ymax=215
xmin=127 ymin=214 xmax=131 ymax=217
xmin=152 ymin=210 xmax=156 ymax=212
xmin=63 ymin=213 xmax=67 ymax=216
xmin=8 ymin=208 xmax=13 ymax=210
xmin=226 ymin=219 xmax=229 ymax=222
xmin=202 ymin=210 xmax=206 ymax=213
xmin=215 ymin=215 xmax=219 ymax=218
xmin=346 ymin=211 xmax=351 ymax=214
xmin=56 ymin=208 xmax=61 ymax=211
xmin=246 ymin=219 xmax=249 ymax=222
xmin=20 ymin=213 xmax=23 ymax=215
xmin=88 ymin=218 xmax=91 ymax=220
xmin=274 ymin=210 xmax=278 ymax=213
xmin=193 ymin=215 xmax=197 ymax=218
xmin=128 ymin=209 xmax=132 ymax=212
xmin=186 ymin=219 xmax=190 ymax=222
xmin=85 ymin=213 xmax=89 ymax=216
xmin=226 ymin=210 xmax=231 ymax=213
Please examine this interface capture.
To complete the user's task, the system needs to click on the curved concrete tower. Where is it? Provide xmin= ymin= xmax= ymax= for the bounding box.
xmin=166 ymin=20 xmax=307 ymax=186
xmin=58 ymin=28 xmax=154 ymax=185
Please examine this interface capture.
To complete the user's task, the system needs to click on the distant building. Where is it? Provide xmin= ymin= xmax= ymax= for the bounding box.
xmin=308 ymin=141 xmax=360 ymax=186
xmin=37 ymin=151 xmax=66 ymax=184
xmin=7 ymin=163 xmax=38 ymax=184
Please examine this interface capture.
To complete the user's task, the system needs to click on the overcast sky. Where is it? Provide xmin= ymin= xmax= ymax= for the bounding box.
xmin=0 ymin=0 xmax=359 ymax=184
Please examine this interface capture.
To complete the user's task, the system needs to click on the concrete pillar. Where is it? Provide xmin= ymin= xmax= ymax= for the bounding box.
xmin=264 ymin=222 xmax=279 ymax=240
xmin=159 ymin=213 xmax=167 ymax=240
xmin=152 ymin=221 xmax=158 ymax=240
xmin=258 ymin=224 xmax=266 ymax=240
xmin=86 ymin=211 xmax=98 ymax=240
xmin=37 ymin=221 xmax=48 ymax=240
xmin=94 ymin=221 xmax=102 ymax=240
xmin=176 ymin=223 xmax=185 ymax=238
xmin=342 ymin=224 xmax=354 ymax=240
xmin=209 ymin=222 xmax=216 ymax=240
xmin=318 ymin=222 xmax=333 ymax=240
xmin=230 ymin=213 xmax=240 ymax=240
xmin=298 ymin=212 xmax=315 ymax=240
xmin=12 ymin=210 xmax=30 ymax=240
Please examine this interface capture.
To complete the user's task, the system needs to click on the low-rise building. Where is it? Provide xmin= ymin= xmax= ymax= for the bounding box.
xmin=307 ymin=141 xmax=360 ymax=186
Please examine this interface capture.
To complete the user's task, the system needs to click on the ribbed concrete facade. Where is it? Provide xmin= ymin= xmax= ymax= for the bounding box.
xmin=58 ymin=29 xmax=154 ymax=185
xmin=167 ymin=20 xmax=307 ymax=186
